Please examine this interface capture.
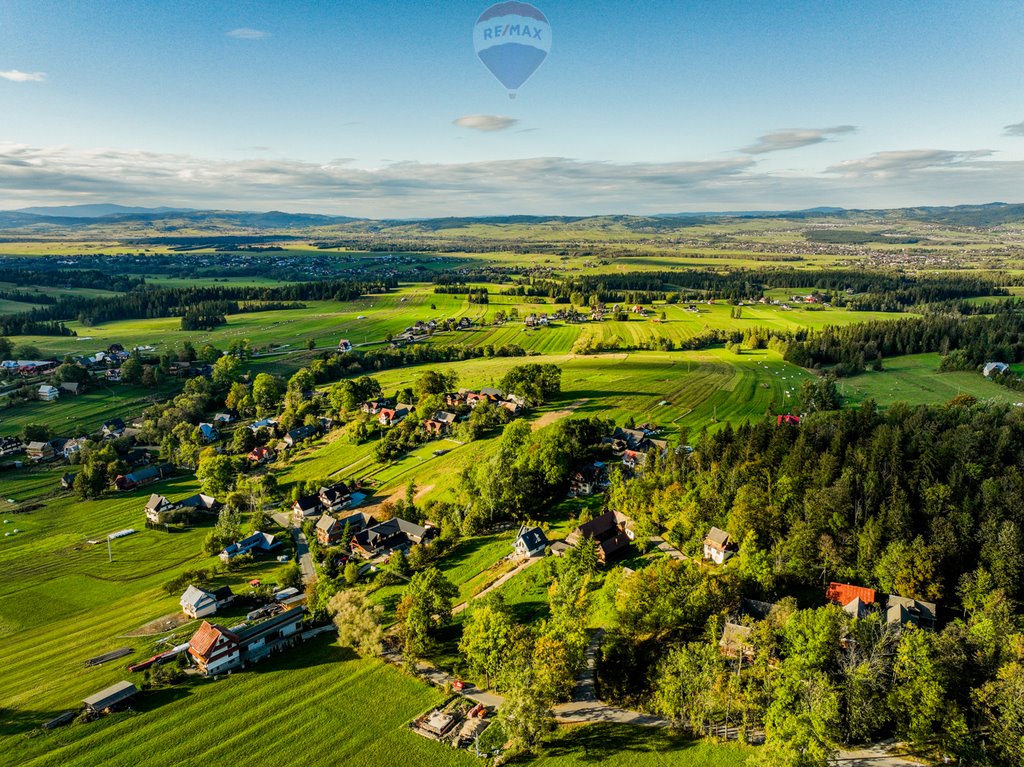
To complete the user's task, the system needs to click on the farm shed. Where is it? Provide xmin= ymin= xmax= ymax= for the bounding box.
xmin=82 ymin=681 xmax=138 ymax=712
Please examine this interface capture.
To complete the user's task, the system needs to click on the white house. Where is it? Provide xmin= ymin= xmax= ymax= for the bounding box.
xmin=513 ymin=525 xmax=549 ymax=558
xmin=180 ymin=584 xmax=234 ymax=619
xmin=702 ymin=527 xmax=735 ymax=565
xmin=983 ymin=362 xmax=1010 ymax=377
xmin=180 ymin=585 xmax=218 ymax=619
xmin=37 ymin=385 xmax=59 ymax=402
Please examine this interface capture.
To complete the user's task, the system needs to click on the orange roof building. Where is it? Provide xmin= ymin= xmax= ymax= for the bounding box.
xmin=825 ymin=582 xmax=877 ymax=607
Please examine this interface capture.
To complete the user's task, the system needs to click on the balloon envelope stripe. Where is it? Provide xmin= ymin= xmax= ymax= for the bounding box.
xmin=477 ymin=1 xmax=548 ymax=23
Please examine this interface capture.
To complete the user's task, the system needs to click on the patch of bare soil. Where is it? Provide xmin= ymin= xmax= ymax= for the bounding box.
xmin=531 ymin=398 xmax=589 ymax=431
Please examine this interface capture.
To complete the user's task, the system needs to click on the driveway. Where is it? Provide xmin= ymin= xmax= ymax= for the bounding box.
xmin=295 ymin=529 xmax=315 ymax=584
xmin=648 ymin=536 xmax=687 ymax=561
xmin=271 ymin=511 xmax=315 ymax=585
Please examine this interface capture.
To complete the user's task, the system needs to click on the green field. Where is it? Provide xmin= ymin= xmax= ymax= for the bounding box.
xmin=840 ymin=353 xmax=1024 ymax=407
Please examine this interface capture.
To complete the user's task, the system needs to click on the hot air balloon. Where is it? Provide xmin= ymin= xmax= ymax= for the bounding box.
xmin=473 ymin=2 xmax=551 ymax=98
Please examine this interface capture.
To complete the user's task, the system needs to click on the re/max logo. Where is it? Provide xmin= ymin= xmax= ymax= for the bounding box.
xmin=482 ymin=24 xmax=543 ymax=41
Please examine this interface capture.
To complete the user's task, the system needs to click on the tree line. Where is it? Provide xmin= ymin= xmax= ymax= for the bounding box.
xmin=0 ymin=277 xmax=395 ymax=334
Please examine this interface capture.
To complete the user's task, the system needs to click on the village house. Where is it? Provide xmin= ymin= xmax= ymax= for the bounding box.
xmin=212 ymin=412 xmax=235 ymax=424
xmin=885 ymin=594 xmax=937 ymax=629
xmin=826 ymin=582 xmax=878 ymax=619
xmin=719 ymin=622 xmax=755 ymax=661
xmin=105 ymin=368 xmax=122 ymax=382
xmin=458 ymin=317 xmax=473 ymax=329
xmin=350 ymin=518 xmax=436 ymax=559
xmin=180 ymin=584 xmax=234 ymax=619
xmin=702 ymin=527 xmax=736 ymax=565
xmin=249 ymin=417 xmax=279 ymax=435
xmin=283 ymin=424 xmax=318 ymax=447
xmin=315 ymin=512 xmax=369 ymax=546
xmin=983 ymin=362 xmax=1010 ymax=377
xmin=361 ymin=398 xmax=392 ymax=415
xmin=197 ymin=423 xmax=219 ymax=443
xmin=378 ymin=404 xmax=411 ymax=426
xmin=102 ymin=418 xmax=126 ymax=439
xmin=146 ymin=492 xmax=218 ymax=524
xmin=0 ymin=436 xmax=23 ymax=457
xmin=513 ymin=525 xmax=549 ymax=558
xmin=219 ymin=531 xmax=279 ymax=563
xmin=59 ymin=381 xmax=84 ymax=396
xmin=317 ymin=482 xmax=351 ymax=512
xmin=62 ymin=437 xmax=89 ymax=459
xmin=565 ymin=511 xmax=635 ymax=564
xmin=777 ymin=414 xmax=801 ymax=426
xmin=443 ymin=391 xmax=466 ymax=408
xmin=247 ymin=445 xmax=274 ymax=464
xmin=37 ymin=384 xmax=59 ymax=402
xmin=187 ymin=606 xmax=305 ymax=676
xmin=25 ymin=441 xmax=56 ymax=462
xmin=337 ymin=339 xmax=353 ymax=353
xmin=424 ymin=411 xmax=457 ymax=436
xmin=569 ymin=462 xmax=608 ymax=497
xmin=61 ymin=472 xmax=75 ymax=490
xmin=292 ymin=494 xmax=323 ymax=522
xmin=114 ymin=463 xmax=174 ymax=491
xmin=145 ymin=494 xmax=176 ymax=524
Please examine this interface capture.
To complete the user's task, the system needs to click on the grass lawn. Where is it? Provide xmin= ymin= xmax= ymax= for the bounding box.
xmin=537 ymin=725 xmax=752 ymax=766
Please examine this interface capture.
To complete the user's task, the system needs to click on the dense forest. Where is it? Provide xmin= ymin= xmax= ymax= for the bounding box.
xmin=593 ymin=400 xmax=1023 ymax=765
xmin=783 ymin=302 xmax=1024 ymax=375
xmin=500 ymin=269 xmax=1009 ymax=307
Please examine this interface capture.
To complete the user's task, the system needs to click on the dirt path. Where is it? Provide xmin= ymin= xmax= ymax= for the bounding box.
xmin=359 ymin=483 xmax=436 ymax=518
xmin=123 ymin=611 xmax=194 ymax=637
xmin=532 ymin=398 xmax=589 ymax=431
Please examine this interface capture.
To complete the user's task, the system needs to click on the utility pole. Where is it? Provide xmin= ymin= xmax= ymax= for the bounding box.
xmin=107 ymin=534 xmax=113 ymax=563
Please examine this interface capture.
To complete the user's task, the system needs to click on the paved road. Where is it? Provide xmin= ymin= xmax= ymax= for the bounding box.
xmin=452 ymin=555 xmax=544 ymax=615
xmin=271 ymin=511 xmax=315 ymax=585
xmin=833 ymin=744 xmax=925 ymax=767
xmin=552 ymin=629 xmax=669 ymax=727
xmin=295 ymin=529 xmax=315 ymax=584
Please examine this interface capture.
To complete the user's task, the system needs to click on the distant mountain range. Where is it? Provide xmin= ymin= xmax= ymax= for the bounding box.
xmin=1 ymin=202 xmax=1023 ymax=232
xmin=15 ymin=204 xmax=196 ymax=218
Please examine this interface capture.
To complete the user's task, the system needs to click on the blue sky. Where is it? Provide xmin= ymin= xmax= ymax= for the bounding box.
xmin=2 ymin=0 xmax=1023 ymax=215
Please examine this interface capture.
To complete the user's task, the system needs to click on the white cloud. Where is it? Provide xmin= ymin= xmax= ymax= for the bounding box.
xmin=453 ymin=115 xmax=519 ymax=132
xmin=1 ymin=141 xmax=1021 ymax=217
xmin=226 ymin=28 xmax=269 ymax=39
xmin=742 ymin=126 xmax=857 ymax=154
xmin=826 ymin=149 xmax=994 ymax=179
xmin=1004 ymin=121 xmax=1024 ymax=137
xmin=0 ymin=70 xmax=47 ymax=83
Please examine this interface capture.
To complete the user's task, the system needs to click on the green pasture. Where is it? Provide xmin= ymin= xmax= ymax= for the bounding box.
xmin=840 ymin=353 xmax=1024 ymax=407
xmin=0 ymin=383 xmax=177 ymax=439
